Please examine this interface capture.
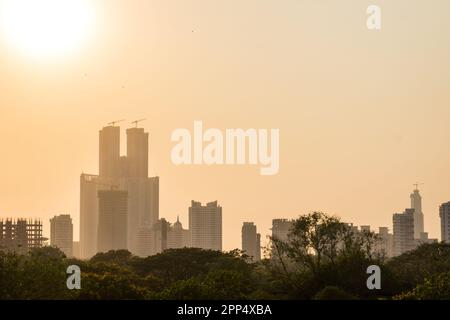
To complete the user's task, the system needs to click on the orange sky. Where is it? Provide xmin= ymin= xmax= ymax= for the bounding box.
xmin=1 ymin=0 xmax=450 ymax=250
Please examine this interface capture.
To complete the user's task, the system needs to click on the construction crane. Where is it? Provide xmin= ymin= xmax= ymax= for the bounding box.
xmin=108 ymin=119 xmax=125 ymax=127
xmin=131 ymin=118 xmax=146 ymax=128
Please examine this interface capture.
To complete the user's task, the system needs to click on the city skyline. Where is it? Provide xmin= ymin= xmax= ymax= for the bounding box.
xmin=0 ymin=122 xmax=448 ymax=252
xmin=2 ymin=1 xmax=450 ymax=251
xmin=0 ymin=123 xmax=447 ymax=253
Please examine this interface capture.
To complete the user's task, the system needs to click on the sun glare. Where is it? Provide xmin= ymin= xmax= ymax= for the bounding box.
xmin=0 ymin=0 xmax=94 ymax=60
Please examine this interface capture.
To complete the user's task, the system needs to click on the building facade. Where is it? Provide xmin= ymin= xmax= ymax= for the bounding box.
xmin=410 ymin=188 xmax=425 ymax=239
xmin=0 ymin=219 xmax=44 ymax=254
xmin=80 ymin=125 xmax=159 ymax=259
xmin=189 ymin=201 xmax=222 ymax=251
xmin=440 ymin=202 xmax=450 ymax=243
xmin=97 ymin=189 xmax=128 ymax=253
xmin=50 ymin=214 xmax=73 ymax=257
xmin=393 ymin=208 xmax=417 ymax=256
xmin=242 ymin=222 xmax=261 ymax=261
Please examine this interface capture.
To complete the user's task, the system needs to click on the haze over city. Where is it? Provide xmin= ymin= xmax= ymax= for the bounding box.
xmin=1 ymin=0 xmax=450 ymax=251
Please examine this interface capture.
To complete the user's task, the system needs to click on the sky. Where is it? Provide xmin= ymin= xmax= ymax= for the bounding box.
xmin=1 ymin=0 xmax=450 ymax=250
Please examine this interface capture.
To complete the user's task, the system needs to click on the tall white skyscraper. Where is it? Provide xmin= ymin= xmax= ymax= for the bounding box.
xmin=440 ymin=202 xmax=450 ymax=243
xmin=50 ymin=214 xmax=73 ymax=257
xmin=189 ymin=201 xmax=222 ymax=251
xmin=410 ymin=187 xmax=424 ymax=239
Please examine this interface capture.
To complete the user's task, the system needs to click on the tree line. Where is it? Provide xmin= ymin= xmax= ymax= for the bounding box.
xmin=1 ymin=212 xmax=449 ymax=300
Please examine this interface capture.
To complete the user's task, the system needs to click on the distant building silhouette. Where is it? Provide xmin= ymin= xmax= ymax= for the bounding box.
xmin=97 ymin=189 xmax=128 ymax=253
xmin=0 ymin=219 xmax=44 ymax=254
xmin=135 ymin=217 xmax=190 ymax=257
xmin=410 ymin=188 xmax=424 ymax=239
xmin=99 ymin=125 xmax=121 ymax=179
xmin=167 ymin=216 xmax=190 ymax=249
xmin=135 ymin=225 xmax=153 ymax=257
xmin=126 ymin=127 xmax=149 ymax=178
xmin=80 ymin=174 xmax=100 ymax=258
xmin=72 ymin=241 xmax=80 ymax=259
xmin=50 ymin=214 xmax=73 ymax=257
xmin=241 ymin=222 xmax=261 ymax=261
xmin=271 ymin=219 xmax=293 ymax=243
xmin=271 ymin=219 xmax=293 ymax=258
xmin=393 ymin=208 xmax=416 ymax=256
xmin=189 ymin=201 xmax=222 ymax=251
xmin=440 ymin=202 xmax=450 ymax=243
xmin=80 ymin=125 xmax=159 ymax=259
xmin=152 ymin=218 xmax=169 ymax=254
xmin=376 ymin=227 xmax=394 ymax=258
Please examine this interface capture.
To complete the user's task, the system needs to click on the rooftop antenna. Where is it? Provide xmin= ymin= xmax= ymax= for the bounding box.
xmin=108 ymin=119 xmax=125 ymax=127
xmin=413 ymin=182 xmax=424 ymax=190
xmin=131 ymin=118 xmax=147 ymax=128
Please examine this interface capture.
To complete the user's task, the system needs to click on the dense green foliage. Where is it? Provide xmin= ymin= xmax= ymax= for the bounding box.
xmin=0 ymin=212 xmax=449 ymax=300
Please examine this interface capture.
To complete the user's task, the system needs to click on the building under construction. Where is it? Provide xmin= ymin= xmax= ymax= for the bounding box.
xmin=0 ymin=218 xmax=45 ymax=254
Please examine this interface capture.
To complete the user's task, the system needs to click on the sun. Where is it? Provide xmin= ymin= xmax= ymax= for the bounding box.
xmin=0 ymin=0 xmax=94 ymax=60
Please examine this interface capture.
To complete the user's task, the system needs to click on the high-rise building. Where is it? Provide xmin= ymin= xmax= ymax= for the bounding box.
xmin=271 ymin=219 xmax=293 ymax=258
xmin=440 ymin=202 xmax=450 ymax=243
xmin=97 ymin=189 xmax=128 ymax=253
xmin=80 ymin=174 xmax=100 ymax=259
xmin=410 ymin=188 xmax=424 ymax=239
xmin=393 ymin=208 xmax=417 ymax=256
xmin=135 ymin=224 xmax=153 ymax=257
xmin=152 ymin=218 xmax=170 ymax=254
xmin=241 ymin=222 xmax=261 ymax=261
xmin=80 ymin=125 xmax=159 ymax=259
xmin=0 ymin=219 xmax=44 ymax=254
xmin=271 ymin=219 xmax=293 ymax=243
xmin=189 ymin=201 xmax=222 ymax=251
xmin=167 ymin=217 xmax=190 ymax=249
xmin=126 ymin=127 xmax=149 ymax=178
xmin=99 ymin=125 xmax=121 ymax=179
xmin=377 ymin=227 xmax=394 ymax=258
xmin=50 ymin=214 xmax=73 ymax=257
xmin=256 ymin=233 xmax=261 ymax=261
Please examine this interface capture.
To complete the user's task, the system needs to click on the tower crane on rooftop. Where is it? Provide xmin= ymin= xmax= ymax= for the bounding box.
xmin=131 ymin=119 xmax=147 ymax=128
xmin=108 ymin=119 xmax=125 ymax=127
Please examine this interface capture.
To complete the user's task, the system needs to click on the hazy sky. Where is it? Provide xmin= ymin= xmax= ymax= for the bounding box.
xmin=1 ymin=0 xmax=450 ymax=250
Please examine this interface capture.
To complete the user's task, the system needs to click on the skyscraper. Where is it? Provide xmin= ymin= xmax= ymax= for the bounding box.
xmin=410 ymin=187 xmax=424 ymax=239
xmin=189 ymin=201 xmax=222 ymax=251
xmin=377 ymin=227 xmax=394 ymax=258
xmin=97 ymin=189 xmax=128 ymax=253
xmin=80 ymin=124 xmax=159 ymax=258
xmin=80 ymin=174 xmax=99 ymax=259
xmin=99 ymin=125 xmax=121 ymax=179
xmin=50 ymin=214 xmax=73 ymax=257
xmin=242 ymin=222 xmax=261 ymax=261
xmin=440 ymin=201 xmax=450 ymax=243
xmin=393 ymin=208 xmax=417 ymax=256
xmin=126 ymin=127 xmax=149 ymax=178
